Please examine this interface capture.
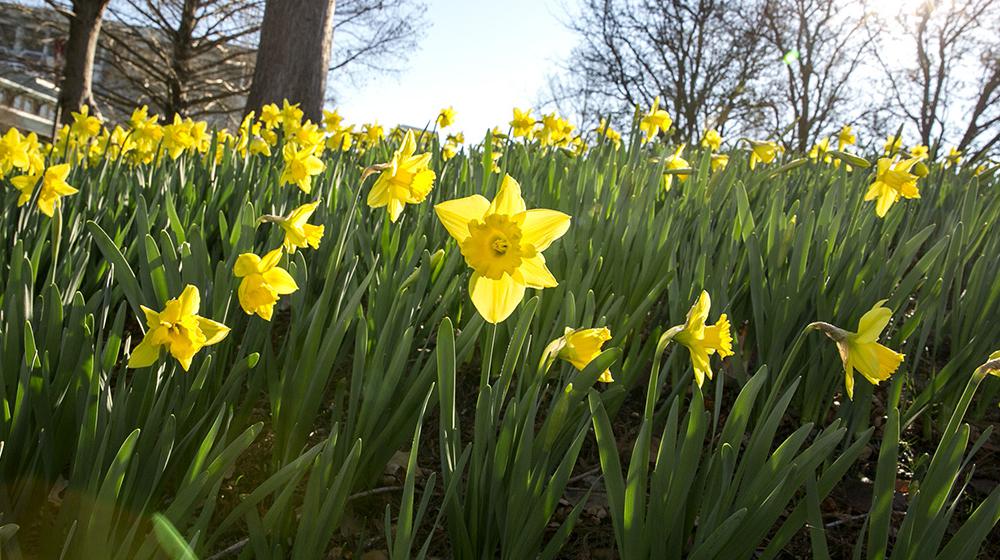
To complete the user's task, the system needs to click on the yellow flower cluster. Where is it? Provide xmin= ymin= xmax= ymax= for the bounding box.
xmin=2 ymin=99 xmax=992 ymax=378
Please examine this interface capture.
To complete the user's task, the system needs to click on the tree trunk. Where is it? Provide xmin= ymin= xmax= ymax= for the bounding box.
xmin=245 ymin=0 xmax=336 ymax=123
xmin=57 ymin=0 xmax=111 ymax=125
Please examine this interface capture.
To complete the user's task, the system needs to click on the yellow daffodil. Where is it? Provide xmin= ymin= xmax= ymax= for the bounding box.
xmin=537 ymin=113 xmax=573 ymax=147
xmin=434 ymin=174 xmax=570 ymax=323
xmin=809 ymin=137 xmax=833 ymax=164
xmin=362 ymin=123 xmax=385 ymax=146
xmin=639 ymin=96 xmax=672 ymax=143
xmin=837 ymin=125 xmax=856 ymax=150
xmin=866 ymin=157 xmax=921 ymax=218
xmin=233 ymin=248 xmax=299 ymax=321
xmin=670 ymin=291 xmax=733 ymax=387
xmin=547 ymin=327 xmax=614 ymax=382
xmin=436 ymin=106 xmax=456 ymax=128
xmin=367 ymin=130 xmax=436 ymax=222
xmin=711 ymin=154 xmax=729 ymax=173
xmin=70 ymin=105 xmax=102 ymax=141
xmin=448 ymin=132 xmax=465 ymax=145
xmin=322 ymin=109 xmax=343 ymax=131
xmin=884 ymin=134 xmax=902 ymax=155
xmin=161 ymin=114 xmax=194 ymax=159
xmin=808 ymin=300 xmax=904 ymax=399
xmin=279 ymin=100 xmax=304 ymax=132
xmin=12 ymin=163 xmax=78 ymax=217
xmin=595 ymin=118 xmax=622 ymax=149
xmin=944 ymin=147 xmax=962 ymax=169
xmin=327 ymin=124 xmax=354 ymax=151
xmin=280 ymin=144 xmax=325 ymax=194
xmin=442 ymin=141 xmax=458 ymax=161
xmin=661 ymin=144 xmax=690 ymax=191
xmin=127 ymin=285 xmax=230 ymax=371
xmin=266 ymin=201 xmax=325 ymax=253
xmin=909 ymin=144 xmax=929 ymax=159
xmin=0 ymin=128 xmax=31 ymax=174
xmin=489 ymin=150 xmax=503 ymax=173
xmin=702 ymin=128 xmax=722 ymax=151
xmin=747 ymin=139 xmax=780 ymax=170
xmin=290 ymin=121 xmax=324 ymax=150
xmin=510 ymin=107 xmax=535 ymax=138
xmin=259 ymin=103 xmax=281 ymax=129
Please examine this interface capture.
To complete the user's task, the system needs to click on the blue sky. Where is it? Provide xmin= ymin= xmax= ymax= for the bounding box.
xmin=334 ymin=0 xmax=578 ymax=138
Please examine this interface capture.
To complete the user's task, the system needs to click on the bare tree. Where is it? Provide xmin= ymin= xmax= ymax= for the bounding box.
xmin=550 ymin=0 xmax=772 ymax=142
xmin=44 ymin=0 xmax=111 ymax=124
xmin=96 ymin=0 xmax=261 ymax=124
xmin=759 ymin=0 xmax=878 ymax=152
xmin=245 ymin=0 xmax=426 ymax=118
xmin=873 ymin=0 xmax=1000 ymax=160
xmin=245 ymin=0 xmax=334 ymax=122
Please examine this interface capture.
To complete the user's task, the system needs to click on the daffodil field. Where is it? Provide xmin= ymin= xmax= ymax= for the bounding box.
xmin=1 ymin=102 xmax=999 ymax=559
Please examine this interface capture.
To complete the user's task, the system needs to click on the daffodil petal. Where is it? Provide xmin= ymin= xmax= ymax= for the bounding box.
xmin=855 ymin=301 xmax=891 ymax=343
xmin=489 ymin=175 xmax=527 ymax=216
xmin=177 ymin=285 xmax=201 ymax=317
xmin=517 ymin=255 xmax=558 ymax=289
xmin=469 ymin=272 xmax=526 ymax=324
xmin=234 ymin=253 xmax=261 ymax=277
xmin=519 ymin=209 xmax=571 ymax=252
xmin=127 ymin=337 xmax=160 ymax=368
xmin=262 ymin=267 xmax=298 ymax=294
xmin=197 ymin=317 xmax=231 ymax=346
xmin=434 ymin=195 xmax=490 ymax=242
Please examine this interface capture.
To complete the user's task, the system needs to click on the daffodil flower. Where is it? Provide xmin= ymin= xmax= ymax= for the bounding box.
xmin=865 ymin=157 xmax=921 ymax=218
xmin=12 ymin=163 xmax=78 ymax=217
xmin=233 ymin=248 xmax=299 ymax=321
xmin=662 ymin=144 xmax=690 ymax=191
xmin=944 ymin=147 xmax=962 ymax=169
xmin=639 ymin=96 xmax=672 ymax=143
xmin=70 ymin=105 xmax=102 ymax=140
xmin=595 ymin=119 xmax=622 ymax=149
xmin=435 ymin=174 xmax=570 ymax=323
xmin=808 ymin=300 xmax=904 ymax=399
xmin=258 ymin=103 xmax=281 ymax=129
xmin=127 ymin=285 xmax=230 ymax=371
xmin=436 ymin=106 xmax=456 ymax=128
xmin=367 ymin=130 xmax=436 ymax=222
xmin=837 ymin=125 xmax=856 ymax=150
xmin=747 ymin=139 xmax=780 ymax=170
xmin=909 ymin=144 xmax=929 ymax=159
xmin=702 ymin=129 xmax=722 ymax=151
xmin=322 ymin=109 xmax=343 ymax=130
xmin=280 ymin=144 xmax=325 ymax=194
xmin=0 ymin=128 xmax=31 ymax=174
xmin=669 ymin=291 xmax=734 ymax=387
xmin=261 ymin=201 xmax=325 ymax=253
xmin=809 ymin=137 xmax=832 ymax=164
xmin=546 ymin=327 xmax=615 ymax=382
xmin=710 ymin=154 xmax=729 ymax=173
xmin=510 ymin=107 xmax=535 ymax=138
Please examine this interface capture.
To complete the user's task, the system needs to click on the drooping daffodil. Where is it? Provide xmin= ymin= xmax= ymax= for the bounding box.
xmin=667 ymin=291 xmax=734 ymax=387
xmin=808 ymin=300 xmax=904 ymax=399
xmin=545 ymin=327 xmax=615 ymax=383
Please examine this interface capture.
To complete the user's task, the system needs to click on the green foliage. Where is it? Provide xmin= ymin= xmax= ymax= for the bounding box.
xmin=0 ymin=114 xmax=997 ymax=559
